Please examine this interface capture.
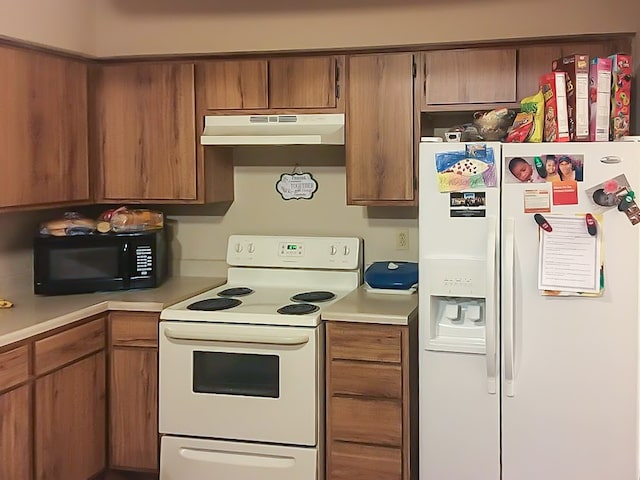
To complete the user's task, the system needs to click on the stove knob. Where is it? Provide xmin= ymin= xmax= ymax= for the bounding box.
xmin=330 ymin=246 xmax=337 ymax=255
xmin=248 ymin=243 xmax=255 ymax=254
xmin=343 ymin=245 xmax=350 ymax=255
xmin=235 ymin=243 xmax=243 ymax=253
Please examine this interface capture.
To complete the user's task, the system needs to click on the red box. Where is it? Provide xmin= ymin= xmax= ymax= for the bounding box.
xmin=539 ymin=72 xmax=570 ymax=142
xmin=609 ymin=54 xmax=632 ymax=140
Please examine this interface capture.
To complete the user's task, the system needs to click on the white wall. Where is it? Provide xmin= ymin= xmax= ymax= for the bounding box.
xmin=0 ymin=0 xmax=95 ymax=54
xmin=94 ymin=0 xmax=640 ymax=57
xmin=169 ymin=148 xmax=418 ymax=276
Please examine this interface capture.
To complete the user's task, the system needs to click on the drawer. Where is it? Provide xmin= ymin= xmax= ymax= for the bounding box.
xmin=329 ymin=441 xmax=402 ymax=480
xmin=330 ymin=396 xmax=402 ymax=447
xmin=328 ymin=322 xmax=402 ymax=363
xmin=330 ymin=360 xmax=401 ymax=399
xmin=35 ymin=317 xmax=105 ymax=375
xmin=110 ymin=312 xmax=159 ymax=348
xmin=0 ymin=345 xmax=29 ymax=391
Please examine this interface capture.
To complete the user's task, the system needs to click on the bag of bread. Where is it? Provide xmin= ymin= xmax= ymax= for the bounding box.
xmin=110 ymin=209 xmax=164 ymax=233
xmin=39 ymin=212 xmax=97 ymax=236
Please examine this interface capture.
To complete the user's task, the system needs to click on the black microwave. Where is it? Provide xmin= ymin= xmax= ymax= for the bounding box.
xmin=33 ymin=229 xmax=167 ymax=295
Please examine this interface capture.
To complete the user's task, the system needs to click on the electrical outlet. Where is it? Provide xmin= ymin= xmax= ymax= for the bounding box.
xmin=396 ymin=230 xmax=409 ymax=250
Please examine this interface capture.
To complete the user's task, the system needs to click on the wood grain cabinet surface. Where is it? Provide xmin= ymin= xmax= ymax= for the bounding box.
xmin=196 ymin=55 xmax=344 ymax=112
xmin=94 ymin=62 xmax=197 ymax=202
xmin=0 ymin=44 xmax=89 ymax=210
xmin=108 ymin=312 xmax=160 ymax=473
xmin=0 ymin=344 xmax=31 ymax=480
xmin=421 ymin=47 xmax=517 ymax=110
xmin=326 ymin=321 xmax=417 ymax=480
xmin=346 ymin=53 xmax=416 ymax=206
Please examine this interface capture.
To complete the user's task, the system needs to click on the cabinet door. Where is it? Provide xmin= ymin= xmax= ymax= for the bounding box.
xmin=423 ymin=48 xmax=517 ymax=107
xmin=96 ymin=62 xmax=197 ymax=201
xmin=0 ymin=385 xmax=31 ymax=480
xmin=516 ymin=38 xmax=632 ymax=101
xmin=269 ymin=56 xmax=338 ymax=109
xmin=110 ymin=348 xmax=158 ymax=471
xmin=0 ymin=45 xmax=89 ymax=208
xmin=35 ymin=351 xmax=106 ymax=480
xmin=198 ymin=59 xmax=268 ymax=110
xmin=346 ymin=53 xmax=415 ymax=205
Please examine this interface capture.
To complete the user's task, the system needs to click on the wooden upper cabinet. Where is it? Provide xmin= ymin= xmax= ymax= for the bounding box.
xmin=269 ymin=56 xmax=338 ymax=109
xmin=346 ymin=53 xmax=415 ymax=205
xmin=422 ymin=48 xmax=517 ymax=110
xmin=199 ymin=59 xmax=268 ymax=110
xmin=0 ymin=45 xmax=89 ymax=209
xmin=95 ymin=62 xmax=197 ymax=201
xmin=197 ymin=55 xmax=343 ymax=112
xmin=516 ymin=38 xmax=632 ymax=100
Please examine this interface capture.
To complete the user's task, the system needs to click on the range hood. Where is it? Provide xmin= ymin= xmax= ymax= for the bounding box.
xmin=200 ymin=113 xmax=345 ymax=146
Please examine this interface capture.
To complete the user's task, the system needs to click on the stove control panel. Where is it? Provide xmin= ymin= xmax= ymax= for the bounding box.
xmin=279 ymin=242 xmax=305 ymax=256
xmin=227 ymin=235 xmax=362 ymax=270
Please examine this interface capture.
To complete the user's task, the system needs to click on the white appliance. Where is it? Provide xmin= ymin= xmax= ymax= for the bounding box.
xmin=200 ymin=114 xmax=345 ymax=145
xmin=159 ymin=235 xmax=362 ymax=480
xmin=418 ymin=140 xmax=640 ymax=480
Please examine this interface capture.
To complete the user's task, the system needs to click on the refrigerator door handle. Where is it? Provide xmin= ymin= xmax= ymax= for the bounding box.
xmin=504 ymin=217 xmax=516 ymax=397
xmin=485 ymin=215 xmax=498 ymax=394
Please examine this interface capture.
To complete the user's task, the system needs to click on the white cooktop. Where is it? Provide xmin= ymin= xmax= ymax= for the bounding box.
xmin=161 ymin=235 xmax=362 ymax=327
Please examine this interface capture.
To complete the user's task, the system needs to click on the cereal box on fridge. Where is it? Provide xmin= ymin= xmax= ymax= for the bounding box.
xmin=552 ymin=54 xmax=590 ymax=141
xmin=589 ymin=57 xmax=612 ymax=141
xmin=539 ymin=72 xmax=570 ymax=142
xmin=609 ymin=53 xmax=632 ymax=140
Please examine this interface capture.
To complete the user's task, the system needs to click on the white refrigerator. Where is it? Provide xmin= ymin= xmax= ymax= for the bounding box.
xmin=418 ymin=140 xmax=640 ymax=480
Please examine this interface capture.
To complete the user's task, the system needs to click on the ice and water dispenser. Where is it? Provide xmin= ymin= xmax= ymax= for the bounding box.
xmin=423 ymin=257 xmax=492 ymax=354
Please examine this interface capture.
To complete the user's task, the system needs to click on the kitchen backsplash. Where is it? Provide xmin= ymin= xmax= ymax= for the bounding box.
xmin=168 ymin=150 xmax=418 ymax=276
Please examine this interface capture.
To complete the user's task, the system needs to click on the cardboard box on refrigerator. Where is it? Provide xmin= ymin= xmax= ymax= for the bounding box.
xmin=589 ymin=57 xmax=612 ymax=141
xmin=609 ymin=53 xmax=632 ymax=140
xmin=552 ymin=54 xmax=590 ymax=141
xmin=539 ymin=71 xmax=570 ymax=142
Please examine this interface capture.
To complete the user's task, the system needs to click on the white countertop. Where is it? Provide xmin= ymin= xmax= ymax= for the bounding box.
xmin=0 ymin=276 xmax=226 ymax=348
xmin=321 ymin=285 xmax=418 ymax=325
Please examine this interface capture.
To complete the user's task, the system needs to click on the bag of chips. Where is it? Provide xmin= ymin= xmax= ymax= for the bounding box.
xmin=506 ymin=90 xmax=545 ymax=143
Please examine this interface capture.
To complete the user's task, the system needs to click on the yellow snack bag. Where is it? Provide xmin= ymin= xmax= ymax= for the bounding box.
xmin=520 ymin=90 xmax=545 ymax=143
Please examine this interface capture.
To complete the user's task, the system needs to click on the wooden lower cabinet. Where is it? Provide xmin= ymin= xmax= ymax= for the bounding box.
xmin=0 ymin=385 xmax=31 ymax=480
xmin=329 ymin=442 xmax=402 ymax=480
xmin=326 ymin=321 xmax=417 ymax=480
xmin=109 ymin=312 xmax=160 ymax=473
xmin=35 ymin=350 xmax=106 ymax=480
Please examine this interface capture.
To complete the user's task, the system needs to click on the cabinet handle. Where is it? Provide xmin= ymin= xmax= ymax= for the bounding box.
xmin=335 ymin=59 xmax=340 ymax=99
xmin=179 ymin=447 xmax=296 ymax=468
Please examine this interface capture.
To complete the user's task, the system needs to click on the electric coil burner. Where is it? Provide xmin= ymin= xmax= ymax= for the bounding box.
xmin=277 ymin=303 xmax=320 ymax=315
xmin=217 ymin=287 xmax=254 ymax=297
xmin=186 ymin=298 xmax=242 ymax=311
xmin=159 ymin=235 xmax=362 ymax=480
xmin=291 ymin=290 xmax=336 ymax=303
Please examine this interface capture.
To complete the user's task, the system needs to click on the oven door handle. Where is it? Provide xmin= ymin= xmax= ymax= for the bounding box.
xmin=164 ymin=328 xmax=310 ymax=346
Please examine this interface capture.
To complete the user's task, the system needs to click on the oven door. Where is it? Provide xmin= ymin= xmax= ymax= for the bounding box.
xmin=159 ymin=321 xmax=322 ymax=446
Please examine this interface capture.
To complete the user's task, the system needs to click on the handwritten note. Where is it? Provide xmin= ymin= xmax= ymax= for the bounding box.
xmin=538 ymin=215 xmax=600 ymax=293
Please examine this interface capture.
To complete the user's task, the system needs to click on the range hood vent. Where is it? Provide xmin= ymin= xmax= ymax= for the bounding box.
xmin=201 ymin=113 xmax=345 ymax=146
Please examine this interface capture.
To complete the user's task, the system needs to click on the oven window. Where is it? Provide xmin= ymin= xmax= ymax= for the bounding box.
xmin=193 ymin=352 xmax=279 ymax=398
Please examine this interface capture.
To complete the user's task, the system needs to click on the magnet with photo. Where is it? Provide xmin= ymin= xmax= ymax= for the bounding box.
xmin=585 ymin=173 xmax=640 ymax=225
xmin=449 ymin=192 xmax=486 ymax=217
xmin=504 ymin=154 xmax=584 ymax=184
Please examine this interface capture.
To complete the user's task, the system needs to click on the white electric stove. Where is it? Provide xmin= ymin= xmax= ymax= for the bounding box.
xmin=159 ymin=235 xmax=362 ymax=480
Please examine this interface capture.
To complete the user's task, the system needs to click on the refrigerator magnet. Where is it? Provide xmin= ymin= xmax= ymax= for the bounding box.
xmin=585 ymin=174 xmax=640 ymax=224
xmin=449 ymin=192 xmax=486 ymax=217
xmin=524 ymin=189 xmax=551 ymax=213
xmin=552 ymin=181 xmax=578 ymax=205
